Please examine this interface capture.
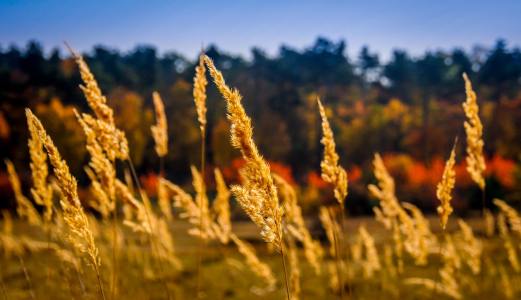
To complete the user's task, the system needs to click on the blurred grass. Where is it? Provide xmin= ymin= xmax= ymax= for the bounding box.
xmin=0 ymin=216 xmax=519 ymax=299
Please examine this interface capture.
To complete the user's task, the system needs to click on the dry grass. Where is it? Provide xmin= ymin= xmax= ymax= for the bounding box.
xmin=1 ymin=50 xmax=521 ymax=300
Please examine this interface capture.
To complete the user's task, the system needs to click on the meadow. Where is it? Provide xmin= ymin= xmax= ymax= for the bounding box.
xmin=1 ymin=45 xmax=521 ymax=300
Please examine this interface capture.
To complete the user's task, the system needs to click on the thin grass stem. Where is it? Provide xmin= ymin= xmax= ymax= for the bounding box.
xmin=0 ymin=273 xmax=7 ymax=300
xmin=197 ymin=134 xmax=206 ymax=298
xmin=94 ymin=261 xmax=107 ymax=300
xmin=127 ymin=157 xmax=171 ymax=300
xmin=18 ymin=255 xmax=35 ymax=300
xmin=329 ymin=207 xmax=344 ymax=300
xmin=340 ymin=203 xmax=352 ymax=299
xmin=431 ymin=228 xmax=446 ymax=300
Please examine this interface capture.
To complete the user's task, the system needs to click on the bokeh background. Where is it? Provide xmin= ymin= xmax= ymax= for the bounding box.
xmin=1 ymin=0 xmax=521 ymax=215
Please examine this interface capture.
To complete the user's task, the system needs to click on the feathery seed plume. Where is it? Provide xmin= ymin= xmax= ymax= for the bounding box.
xmin=194 ymin=52 xmax=208 ymax=135
xmin=458 ymin=219 xmax=481 ymax=274
xmin=76 ymin=110 xmax=116 ymax=207
xmin=116 ymin=180 xmax=151 ymax=234
xmin=151 ymin=92 xmax=168 ymax=157
xmin=5 ymin=159 xmax=42 ymax=226
xmin=462 ymin=73 xmax=485 ymax=190
xmin=205 ymin=55 xmax=284 ymax=251
xmin=212 ymin=168 xmax=232 ymax=244
xmin=157 ymin=178 xmax=173 ymax=221
xmin=359 ymin=225 xmax=381 ymax=274
xmin=493 ymin=199 xmax=521 ymax=237
xmin=437 ymin=140 xmax=457 ymax=230
xmin=317 ymin=98 xmax=347 ymax=204
xmin=319 ymin=206 xmax=339 ymax=257
xmin=274 ymin=173 xmax=323 ymax=275
xmin=27 ymin=117 xmax=53 ymax=222
xmin=66 ymin=43 xmax=128 ymax=161
xmin=26 ymin=109 xmax=99 ymax=267
xmin=2 ymin=210 xmax=13 ymax=234
xmin=190 ymin=166 xmax=214 ymax=240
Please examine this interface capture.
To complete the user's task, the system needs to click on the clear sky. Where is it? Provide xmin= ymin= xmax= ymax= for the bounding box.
xmin=1 ymin=0 xmax=520 ymax=61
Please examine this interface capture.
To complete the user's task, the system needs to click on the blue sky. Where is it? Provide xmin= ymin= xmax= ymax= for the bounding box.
xmin=1 ymin=0 xmax=520 ymax=61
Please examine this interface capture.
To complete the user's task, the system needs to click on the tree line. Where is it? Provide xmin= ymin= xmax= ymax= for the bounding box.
xmin=1 ymin=37 xmax=520 ymax=193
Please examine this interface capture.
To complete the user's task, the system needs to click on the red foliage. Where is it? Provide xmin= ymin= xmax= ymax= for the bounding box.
xmin=348 ymin=165 xmax=362 ymax=183
xmin=140 ymin=170 xmax=159 ymax=197
xmin=268 ymin=160 xmax=295 ymax=185
xmin=485 ymin=154 xmax=516 ymax=189
xmin=220 ymin=158 xmax=246 ymax=184
xmin=308 ymin=171 xmax=328 ymax=189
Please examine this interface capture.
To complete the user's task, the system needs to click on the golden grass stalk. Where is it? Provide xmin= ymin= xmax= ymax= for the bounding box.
xmin=369 ymin=154 xmax=421 ymax=267
xmin=190 ymin=165 xmax=214 ymax=240
xmin=65 ymin=43 xmax=128 ymax=161
xmin=161 ymin=177 xmax=214 ymax=239
xmin=194 ymin=51 xmax=208 ymax=298
xmin=2 ymin=210 xmax=13 ymax=234
xmin=85 ymin=166 xmax=112 ymax=220
xmin=462 ymin=73 xmax=485 ymax=191
xmin=27 ymin=116 xmax=53 ymax=222
xmin=25 ymin=110 xmax=99 ymax=264
xmin=368 ymin=153 xmax=399 ymax=221
xmin=76 ymin=111 xmax=116 ymax=211
xmin=5 ymin=159 xmax=42 ymax=227
xmin=205 ymin=55 xmax=289 ymax=299
xmin=116 ymin=179 xmax=152 ymax=234
xmin=212 ymin=168 xmax=232 ymax=244
xmin=274 ymin=173 xmax=323 ymax=275
xmin=116 ymin=179 xmax=173 ymax=297
xmin=392 ymin=218 xmax=404 ymax=274
xmin=317 ymin=98 xmax=352 ymax=296
xmin=194 ymin=52 xmax=208 ymax=136
xmin=317 ymin=98 xmax=348 ymax=205
xmin=287 ymin=236 xmax=300 ymax=300
xmin=327 ymin=207 xmax=344 ymax=298
xmin=157 ymin=218 xmax=183 ymax=271
xmin=359 ymin=225 xmax=381 ymax=274
xmin=26 ymin=109 xmax=105 ymax=299
xmin=457 ymin=219 xmax=481 ymax=274
xmin=408 ymin=234 xmax=462 ymax=300
xmin=151 ymin=91 xmax=168 ymax=158
xmin=319 ymin=206 xmax=339 ymax=257
xmin=497 ymin=212 xmax=520 ymax=272
xmin=402 ymin=202 xmax=436 ymax=266
xmin=157 ymin=178 xmax=173 ymax=221
xmin=205 ymin=55 xmax=284 ymax=251
xmin=230 ymin=233 xmax=277 ymax=290
xmin=436 ymin=140 xmax=457 ymax=230
xmin=493 ymin=199 xmax=521 ymax=237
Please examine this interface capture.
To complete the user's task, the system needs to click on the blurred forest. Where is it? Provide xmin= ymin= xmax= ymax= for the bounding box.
xmin=1 ymin=37 xmax=521 ymax=214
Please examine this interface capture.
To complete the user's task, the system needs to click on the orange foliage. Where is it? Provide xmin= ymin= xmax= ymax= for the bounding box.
xmin=308 ymin=171 xmax=328 ymax=189
xmin=140 ymin=171 xmax=160 ymax=197
xmin=220 ymin=158 xmax=246 ymax=184
xmin=348 ymin=165 xmax=362 ymax=183
xmin=268 ymin=160 xmax=295 ymax=185
xmin=485 ymin=154 xmax=516 ymax=189
xmin=454 ymin=161 xmax=474 ymax=188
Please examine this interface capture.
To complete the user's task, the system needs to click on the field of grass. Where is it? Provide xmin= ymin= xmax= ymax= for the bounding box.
xmin=1 ymin=46 xmax=521 ymax=300
xmin=0 ymin=215 xmax=519 ymax=300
